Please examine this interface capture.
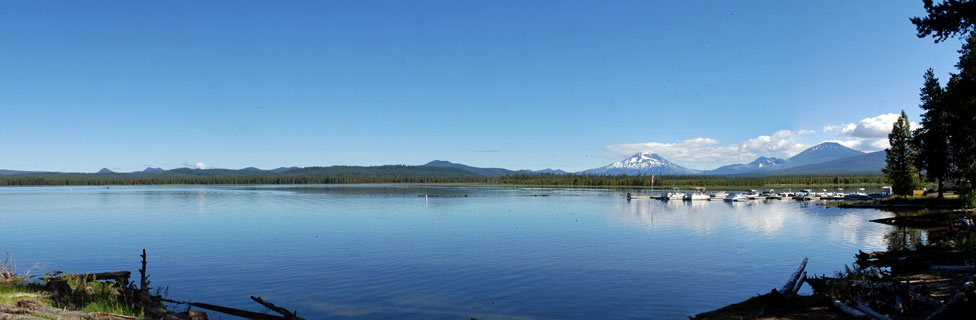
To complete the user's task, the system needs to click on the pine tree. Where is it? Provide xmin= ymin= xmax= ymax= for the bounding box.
xmin=912 ymin=69 xmax=951 ymax=198
xmin=911 ymin=0 xmax=976 ymax=43
xmin=884 ymin=111 xmax=921 ymax=196
xmin=946 ymin=31 xmax=976 ymax=188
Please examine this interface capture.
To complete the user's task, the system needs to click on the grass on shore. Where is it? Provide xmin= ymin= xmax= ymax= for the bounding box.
xmin=2 ymin=250 xmax=145 ymax=318
xmin=58 ymin=273 xmax=146 ymax=317
xmin=0 ymin=282 xmax=51 ymax=306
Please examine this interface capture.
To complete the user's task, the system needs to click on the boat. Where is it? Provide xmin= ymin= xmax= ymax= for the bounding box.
xmin=725 ymin=192 xmax=747 ymax=202
xmin=709 ymin=191 xmax=728 ymax=201
xmin=744 ymin=190 xmax=765 ymax=200
xmin=684 ymin=187 xmax=710 ymax=201
xmin=663 ymin=187 xmax=685 ymax=201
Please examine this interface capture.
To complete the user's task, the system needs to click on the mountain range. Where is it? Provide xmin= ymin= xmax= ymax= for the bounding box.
xmin=583 ymin=142 xmax=882 ymax=176
xmin=0 ymin=142 xmax=884 ymax=178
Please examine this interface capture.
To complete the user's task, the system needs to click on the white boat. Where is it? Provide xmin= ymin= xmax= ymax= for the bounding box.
xmin=744 ymin=190 xmax=764 ymax=200
xmin=709 ymin=191 xmax=728 ymax=201
xmin=684 ymin=187 xmax=710 ymax=201
xmin=664 ymin=187 xmax=685 ymax=201
xmin=725 ymin=192 xmax=747 ymax=202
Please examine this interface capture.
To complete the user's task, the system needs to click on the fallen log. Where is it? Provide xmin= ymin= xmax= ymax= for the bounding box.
xmin=250 ymin=296 xmax=304 ymax=320
xmin=779 ymin=257 xmax=808 ymax=299
xmin=853 ymin=298 xmax=892 ymax=320
xmin=924 ymin=281 xmax=974 ymax=320
xmin=831 ymin=298 xmax=867 ymax=318
xmin=928 ymin=265 xmax=976 ymax=271
xmin=911 ymin=293 xmax=941 ymax=308
xmin=188 ymin=302 xmax=290 ymax=320
xmin=46 ymin=270 xmax=131 ymax=284
xmin=789 ymin=271 xmax=807 ymax=296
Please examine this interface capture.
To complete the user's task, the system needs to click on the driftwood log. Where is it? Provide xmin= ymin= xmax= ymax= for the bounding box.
xmin=160 ymin=297 xmax=306 ymax=320
xmin=46 ymin=270 xmax=131 ymax=285
xmin=251 ymin=296 xmax=302 ymax=319
xmin=852 ymin=298 xmax=892 ymax=320
xmin=830 ymin=298 xmax=867 ymax=318
xmin=778 ymin=257 xmax=808 ymax=299
xmin=924 ymin=281 xmax=974 ymax=320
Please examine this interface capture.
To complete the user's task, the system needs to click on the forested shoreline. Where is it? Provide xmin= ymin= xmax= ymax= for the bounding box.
xmin=0 ymin=172 xmax=886 ymax=189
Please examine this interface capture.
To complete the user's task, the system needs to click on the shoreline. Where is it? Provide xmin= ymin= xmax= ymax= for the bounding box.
xmin=689 ymin=208 xmax=976 ymax=319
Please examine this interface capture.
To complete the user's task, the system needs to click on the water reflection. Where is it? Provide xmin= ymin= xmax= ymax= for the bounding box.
xmin=885 ymin=226 xmax=928 ymax=252
xmin=609 ymin=199 xmax=894 ymax=250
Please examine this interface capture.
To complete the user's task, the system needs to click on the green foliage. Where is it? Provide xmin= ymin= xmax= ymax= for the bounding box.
xmin=911 ymin=0 xmax=976 ymax=42
xmin=913 ymin=69 xmax=951 ymax=197
xmin=815 ymin=265 xmax=888 ymax=300
xmin=961 ymin=189 xmax=976 ymax=207
xmin=55 ymin=274 xmax=145 ymax=317
xmin=884 ymin=111 xmax=921 ymax=195
xmin=945 ymin=32 xmax=976 ymax=187
xmin=81 ymin=299 xmax=145 ymax=317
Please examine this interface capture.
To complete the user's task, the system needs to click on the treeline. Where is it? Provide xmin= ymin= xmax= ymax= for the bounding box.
xmin=496 ymin=173 xmax=886 ymax=189
xmin=0 ymin=175 xmax=495 ymax=186
xmin=0 ymin=172 xmax=887 ymax=188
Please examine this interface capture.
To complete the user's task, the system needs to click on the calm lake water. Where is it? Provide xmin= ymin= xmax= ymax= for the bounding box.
xmin=1 ymin=185 xmax=902 ymax=319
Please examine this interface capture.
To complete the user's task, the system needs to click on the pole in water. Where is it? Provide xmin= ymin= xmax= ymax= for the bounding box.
xmin=425 ymin=194 xmax=428 ymax=207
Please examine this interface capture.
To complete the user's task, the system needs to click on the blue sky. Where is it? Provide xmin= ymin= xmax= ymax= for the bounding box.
xmin=0 ymin=1 xmax=963 ymax=172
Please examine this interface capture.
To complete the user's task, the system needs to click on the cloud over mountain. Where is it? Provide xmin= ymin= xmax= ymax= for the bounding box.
xmin=824 ymin=113 xmax=918 ymax=152
xmin=603 ymin=130 xmax=813 ymax=170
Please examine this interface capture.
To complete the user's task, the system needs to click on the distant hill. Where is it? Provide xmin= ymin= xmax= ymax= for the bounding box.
xmin=583 ymin=153 xmax=701 ymax=175
xmin=518 ymin=168 xmax=570 ymax=175
xmin=422 ymin=160 xmax=515 ymax=177
xmin=784 ymin=142 xmax=864 ymax=168
xmin=706 ymin=156 xmax=786 ymax=175
xmin=0 ymin=169 xmax=44 ymax=175
xmin=761 ymin=151 xmax=885 ymax=175
xmin=97 ymin=168 xmax=114 ymax=174
xmin=2 ymin=165 xmax=481 ymax=180
xmin=277 ymin=165 xmax=480 ymax=177
xmin=141 ymin=167 xmax=165 ymax=173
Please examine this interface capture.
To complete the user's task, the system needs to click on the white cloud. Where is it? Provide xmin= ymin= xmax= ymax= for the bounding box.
xmin=195 ymin=162 xmax=207 ymax=169
xmin=825 ymin=113 xmax=918 ymax=152
xmin=738 ymin=130 xmax=808 ymax=156
xmin=839 ymin=113 xmax=900 ymax=139
xmin=604 ymin=137 xmax=741 ymax=168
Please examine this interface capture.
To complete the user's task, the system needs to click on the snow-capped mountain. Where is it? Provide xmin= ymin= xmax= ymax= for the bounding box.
xmin=785 ymin=142 xmax=864 ymax=168
xmin=705 ymin=156 xmax=786 ymax=175
xmin=582 ymin=153 xmax=702 ymax=175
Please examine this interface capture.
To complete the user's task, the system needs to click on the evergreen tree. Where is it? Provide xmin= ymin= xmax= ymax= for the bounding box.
xmin=884 ymin=111 xmax=921 ymax=195
xmin=911 ymin=0 xmax=976 ymax=43
xmin=946 ymin=32 xmax=976 ymax=187
xmin=913 ymin=69 xmax=951 ymax=198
